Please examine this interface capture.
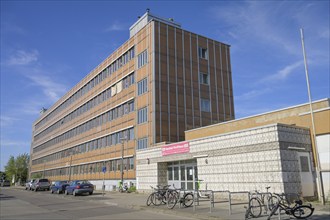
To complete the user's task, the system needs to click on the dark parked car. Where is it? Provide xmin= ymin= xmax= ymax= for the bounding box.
xmin=31 ymin=178 xmax=51 ymax=191
xmin=50 ymin=181 xmax=69 ymax=194
xmin=25 ymin=179 xmax=35 ymax=190
xmin=0 ymin=180 xmax=10 ymax=187
xmin=65 ymin=180 xmax=94 ymax=196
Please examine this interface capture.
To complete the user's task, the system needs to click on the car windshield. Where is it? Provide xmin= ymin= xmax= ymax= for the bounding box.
xmin=77 ymin=180 xmax=91 ymax=185
xmin=39 ymin=179 xmax=49 ymax=182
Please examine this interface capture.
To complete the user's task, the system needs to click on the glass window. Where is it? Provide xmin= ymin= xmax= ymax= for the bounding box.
xmin=168 ymin=167 xmax=173 ymax=180
xmin=198 ymin=47 xmax=208 ymax=59
xmin=137 ymin=78 xmax=148 ymax=95
xmin=199 ymin=72 xmax=209 ymax=85
xmin=201 ymin=98 xmax=210 ymax=112
xmin=137 ymin=50 xmax=148 ymax=68
xmin=300 ymin=156 xmax=310 ymax=172
xmin=137 ymin=137 xmax=148 ymax=150
xmin=137 ymin=107 xmax=148 ymax=124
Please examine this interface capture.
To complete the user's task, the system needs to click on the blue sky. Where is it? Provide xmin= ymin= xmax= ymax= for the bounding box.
xmin=1 ymin=1 xmax=329 ymax=171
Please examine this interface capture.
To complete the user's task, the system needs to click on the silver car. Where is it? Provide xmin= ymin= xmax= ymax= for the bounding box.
xmin=31 ymin=178 xmax=50 ymax=191
xmin=25 ymin=179 xmax=35 ymax=190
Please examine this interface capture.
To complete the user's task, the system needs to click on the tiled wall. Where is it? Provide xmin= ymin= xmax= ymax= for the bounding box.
xmin=136 ymin=124 xmax=312 ymax=195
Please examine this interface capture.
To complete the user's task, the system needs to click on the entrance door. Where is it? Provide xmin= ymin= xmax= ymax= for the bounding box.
xmin=168 ymin=160 xmax=198 ymax=190
xmin=298 ymin=152 xmax=314 ymax=197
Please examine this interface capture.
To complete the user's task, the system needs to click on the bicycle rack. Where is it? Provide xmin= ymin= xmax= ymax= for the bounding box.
xmin=193 ymin=189 xmax=214 ymax=213
xmin=228 ymin=191 xmax=250 ymax=215
xmin=211 ymin=190 xmax=230 ymax=213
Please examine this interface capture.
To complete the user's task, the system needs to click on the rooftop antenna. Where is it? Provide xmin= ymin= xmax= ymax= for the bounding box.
xmin=40 ymin=107 xmax=47 ymax=114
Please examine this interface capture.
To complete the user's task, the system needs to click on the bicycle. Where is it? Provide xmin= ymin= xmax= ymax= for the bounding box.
xmin=166 ymin=185 xmax=194 ymax=209
xmin=267 ymin=199 xmax=314 ymax=219
xmin=146 ymin=185 xmax=170 ymax=206
xmin=247 ymin=186 xmax=278 ymax=218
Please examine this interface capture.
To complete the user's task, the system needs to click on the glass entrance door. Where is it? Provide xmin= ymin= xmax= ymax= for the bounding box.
xmin=168 ymin=160 xmax=198 ymax=190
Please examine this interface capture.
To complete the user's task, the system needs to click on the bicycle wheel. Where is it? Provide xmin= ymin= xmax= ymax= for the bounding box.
xmin=292 ymin=205 xmax=314 ymax=219
xmin=249 ymin=198 xmax=262 ymax=218
xmin=167 ymin=191 xmax=178 ymax=209
xmin=183 ymin=193 xmax=194 ymax=207
xmin=152 ymin=192 xmax=163 ymax=206
xmin=267 ymin=204 xmax=279 ymax=220
xmin=268 ymin=195 xmax=279 ymax=211
xmin=146 ymin=193 xmax=154 ymax=206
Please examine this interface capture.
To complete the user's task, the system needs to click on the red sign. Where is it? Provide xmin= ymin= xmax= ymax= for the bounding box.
xmin=162 ymin=142 xmax=190 ymax=156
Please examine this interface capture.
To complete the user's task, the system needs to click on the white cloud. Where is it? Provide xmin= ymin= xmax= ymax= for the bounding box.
xmin=258 ymin=61 xmax=304 ymax=84
xmin=235 ymin=88 xmax=271 ymax=101
xmin=25 ymin=74 xmax=67 ymax=102
xmin=209 ymin=1 xmax=322 ymax=56
xmin=0 ymin=139 xmax=30 ymax=147
xmin=104 ymin=22 xmax=127 ymax=32
xmin=6 ymin=50 xmax=39 ymax=66
xmin=0 ymin=116 xmax=18 ymax=127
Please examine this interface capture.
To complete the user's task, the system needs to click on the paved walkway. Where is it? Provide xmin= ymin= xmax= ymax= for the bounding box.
xmin=6 ymin=187 xmax=330 ymax=219
xmin=90 ymin=190 xmax=330 ymax=220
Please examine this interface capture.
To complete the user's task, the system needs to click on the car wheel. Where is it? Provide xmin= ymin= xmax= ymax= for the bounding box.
xmin=35 ymin=188 xmax=38 ymax=192
xmin=51 ymin=189 xmax=54 ymax=194
xmin=73 ymin=190 xmax=77 ymax=196
xmin=89 ymin=191 xmax=93 ymax=195
xmin=65 ymin=190 xmax=69 ymax=195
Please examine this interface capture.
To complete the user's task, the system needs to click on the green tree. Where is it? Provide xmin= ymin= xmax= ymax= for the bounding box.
xmin=4 ymin=153 xmax=29 ymax=184
xmin=16 ymin=153 xmax=29 ymax=183
xmin=4 ymin=156 xmax=16 ymax=183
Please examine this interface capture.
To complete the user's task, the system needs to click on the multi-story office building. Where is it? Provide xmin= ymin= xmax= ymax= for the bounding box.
xmin=30 ymin=11 xmax=235 ymax=188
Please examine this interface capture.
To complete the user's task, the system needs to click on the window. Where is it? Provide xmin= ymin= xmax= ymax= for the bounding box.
xmin=198 ymin=47 xmax=208 ymax=59
xmin=137 ymin=78 xmax=148 ymax=95
xmin=129 ymin=158 xmax=134 ymax=170
xmin=199 ymin=72 xmax=209 ymax=85
xmin=300 ymin=156 xmax=310 ymax=172
xmin=201 ymin=98 xmax=210 ymax=112
xmin=137 ymin=50 xmax=148 ymax=68
xmin=137 ymin=107 xmax=148 ymax=124
xmin=137 ymin=138 xmax=148 ymax=150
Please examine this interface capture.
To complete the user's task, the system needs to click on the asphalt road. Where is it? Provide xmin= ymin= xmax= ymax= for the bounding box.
xmin=0 ymin=187 xmax=193 ymax=220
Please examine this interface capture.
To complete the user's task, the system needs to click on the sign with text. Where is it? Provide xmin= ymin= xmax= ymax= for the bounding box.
xmin=162 ymin=141 xmax=190 ymax=156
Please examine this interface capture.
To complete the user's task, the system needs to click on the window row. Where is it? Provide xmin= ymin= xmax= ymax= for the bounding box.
xmin=33 ymin=99 xmax=135 ymax=153
xmin=35 ymin=47 xmax=135 ymax=130
xmin=34 ymin=72 xmax=135 ymax=141
xmin=32 ymin=127 xmax=134 ymax=165
xmin=32 ymin=157 xmax=135 ymax=178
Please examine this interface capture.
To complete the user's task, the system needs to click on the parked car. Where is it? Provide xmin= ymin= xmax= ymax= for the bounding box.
xmin=50 ymin=181 xmax=69 ymax=194
xmin=25 ymin=179 xmax=35 ymax=190
xmin=31 ymin=178 xmax=51 ymax=191
xmin=0 ymin=180 xmax=10 ymax=187
xmin=65 ymin=180 xmax=94 ymax=196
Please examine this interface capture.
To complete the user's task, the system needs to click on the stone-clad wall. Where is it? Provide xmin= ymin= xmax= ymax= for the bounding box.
xmin=136 ymin=124 xmax=312 ymax=195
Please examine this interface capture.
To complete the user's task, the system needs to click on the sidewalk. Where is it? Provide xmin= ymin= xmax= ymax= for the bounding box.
xmin=91 ymin=190 xmax=330 ymax=220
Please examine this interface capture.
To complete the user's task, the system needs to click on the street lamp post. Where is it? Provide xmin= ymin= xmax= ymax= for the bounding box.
xmin=120 ymin=136 xmax=127 ymax=188
xmin=300 ymin=28 xmax=325 ymax=205
xmin=68 ymin=155 xmax=73 ymax=182
xmin=43 ymin=160 xmax=46 ymax=178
